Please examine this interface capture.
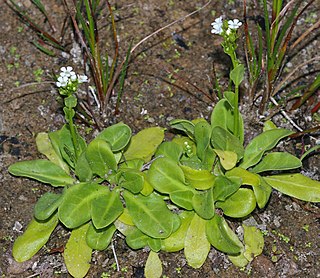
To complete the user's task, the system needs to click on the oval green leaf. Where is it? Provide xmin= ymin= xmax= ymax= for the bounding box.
xmin=96 ymin=122 xmax=132 ymax=152
xmin=214 ymin=149 xmax=237 ymax=170
xmin=184 ymin=213 xmax=210 ymax=268
xmin=263 ymin=174 xmax=320 ymax=202
xmin=75 ymin=151 xmax=93 ymax=182
xmin=144 ymin=251 xmax=163 ymax=278
xmin=59 ymin=182 xmax=109 ymax=228
xmin=86 ymin=223 xmax=116 ymax=250
xmin=124 ymin=127 xmax=164 ymax=162
xmin=192 ymin=189 xmax=215 ymax=220
xmin=36 ymin=132 xmax=69 ymax=173
xmin=86 ymin=139 xmax=117 ymax=178
xmin=124 ymin=192 xmax=178 ymax=239
xmin=206 ymin=214 xmax=243 ymax=254
xmin=251 ymin=152 xmax=302 ymax=173
xmin=155 ymin=141 xmax=183 ymax=162
xmin=216 ymin=188 xmax=256 ymax=218
xmin=170 ymin=190 xmax=194 ymax=210
xmin=180 ymin=165 xmax=215 ymax=190
xmin=161 ymin=211 xmax=194 ymax=252
xmin=34 ymin=192 xmax=62 ymax=221
xmin=64 ymin=223 xmax=92 ymax=278
xmin=211 ymin=126 xmax=244 ymax=160
xmin=12 ymin=214 xmax=58 ymax=262
xmin=8 ymin=159 xmax=75 ymax=187
xmin=169 ymin=119 xmax=195 ymax=139
xmin=148 ymin=157 xmax=188 ymax=194
xmin=91 ymin=190 xmax=123 ymax=229
xmin=118 ymin=169 xmax=144 ymax=194
xmin=243 ymin=224 xmax=264 ymax=262
xmin=212 ymin=176 xmax=242 ymax=202
xmin=240 ymin=129 xmax=293 ymax=169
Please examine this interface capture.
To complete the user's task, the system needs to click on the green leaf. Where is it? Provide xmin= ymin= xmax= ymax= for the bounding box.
xmin=226 ymin=167 xmax=260 ymax=186
xmin=34 ymin=192 xmax=62 ymax=221
xmin=12 ymin=214 xmax=58 ymax=262
xmin=169 ymin=119 xmax=195 ymax=139
xmin=147 ymin=238 xmax=162 ymax=252
xmin=211 ymin=126 xmax=244 ymax=160
xmin=49 ymin=125 xmax=86 ymax=168
xmin=74 ymin=151 xmax=93 ymax=182
xmin=141 ymin=172 xmax=154 ymax=196
xmin=64 ymin=223 xmax=92 ymax=278
xmin=263 ymin=120 xmax=277 ymax=131
xmin=228 ymin=251 xmax=249 ymax=267
xmin=124 ymin=192 xmax=179 ymax=238
xmin=210 ymin=99 xmax=244 ymax=144
xmin=216 ymin=188 xmax=256 ymax=218
xmin=230 ymin=64 xmax=244 ymax=86
xmin=8 ymin=160 xmax=75 ymax=187
xmin=91 ymin=190 xmax=123 ymax=229
xmin=240 ymin=129 xmax=293 ymax=169
xmin=86 ymin=139 xmax=117 ymax=178
xmin=263 ymin=174 xmax=320 ymax=202
xmin=251 ymin=152 xmax=302 ymax=173
xmin=212 ymin=176 xmax=242 ymax=202
xmin=184 ymin=213 xmax=210 ymax=268
xmin=95 ymin=122 xmax=132 ymax=152
xmin=124 ymin=127 xmax=164 ymax=162
xmin=226 ymin=167 xmax=272 ymax=209
xmin=118 ymin=169 xmax=144 ymax=194
xmin=194 ymin=121 xmax=211 ymax=162
xmin=86 ymin=223 xmax=116 ymax=250
xmin=144 ymin=251 xmax=163 ymax=278
xmin=206 ymin=214 xmax=243 ymax=254
xmin=169 ymin=190 xmax=194 ymax=210
xmin=59 ymin=182 xmax=109 ymax=228
xmin=148 ymin=157 xmax=188 ymax=194
xmin=253 ymin=177 xmax=272 ymax=209
xmin=243 ymin=225 xmax=264 ymax=262
xmin=36 ymin=132 xmax=69 ymax=173
xmin=214 ymin=149 xmax=237 ymax=170
xmin=155 ymin=141 xmax=183 ymax=162
xmin=126 ymin=227 xmax=150 ymax=249
xmin=119 ymin=159 xmax=144 ymax=170
xmin=180 ymin=165 xmax=215 ymax=190
xmin=192 ymin=189 xmax=215 ymax=219
xmin=161 ymin=211 xmax=194 ymax=252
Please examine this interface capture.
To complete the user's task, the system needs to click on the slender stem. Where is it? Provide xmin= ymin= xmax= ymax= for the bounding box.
xmin=234 ymin=84 xmax=239 ymax=138
xmin=65 ymin=107 xmax=79 ymax=161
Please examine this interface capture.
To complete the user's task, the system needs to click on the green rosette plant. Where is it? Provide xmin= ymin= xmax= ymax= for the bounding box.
xmin=8 ymin=17 xmax=320 ymax=278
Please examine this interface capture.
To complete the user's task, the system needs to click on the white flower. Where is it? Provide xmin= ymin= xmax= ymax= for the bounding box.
xmin=140 ymin=108 xmax=148 ymax=115
xmin=70 ymin=72 xmax=77 ymax=81
xmin=228 ymin=19 xmax=242 ymax=30
xmin=77 ymin=74 xmax=88 ymax=83
xmin=211 ymin=16 xmax=223 ymax=35
xmin=56 ymin=76 xmax=69 ymax=87
xmin=60 ymin=66 xmax=75 ymax=78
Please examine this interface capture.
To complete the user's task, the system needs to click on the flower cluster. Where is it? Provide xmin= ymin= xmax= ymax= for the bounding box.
xmin=211 ymin=16 xmax=242 ymax=35
xmin=211 ymin=17 xmax=242 ymax=67
xmin=56 ymin=66 xmax=88 ymax=96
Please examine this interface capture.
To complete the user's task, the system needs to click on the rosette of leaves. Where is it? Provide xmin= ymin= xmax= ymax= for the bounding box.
xmin=145 ymin=91 xmax=320 ymax=270
xmin=8 ymin=122 xmax=179 ymax=278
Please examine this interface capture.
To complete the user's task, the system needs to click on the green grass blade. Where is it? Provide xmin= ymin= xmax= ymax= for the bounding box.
xmin=32 ymin=40 xmax=56 ymax=56
xmin=115 ymin=42 xmax=132 ymax=112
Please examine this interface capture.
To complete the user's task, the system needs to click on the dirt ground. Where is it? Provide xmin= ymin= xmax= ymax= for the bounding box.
xmin=0 ymin=0 xmax=319 ymax=277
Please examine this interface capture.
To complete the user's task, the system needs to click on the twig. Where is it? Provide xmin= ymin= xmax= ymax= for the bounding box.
xmin=111 ymin=242 xmax=120 ymax=272
xmin=290 ymin=19 xmax=320 ymax=50
xmin=269 ymin=96 xmax=303 ymax=131
xmin=272 ymin=56 xmax=320 ymax=95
